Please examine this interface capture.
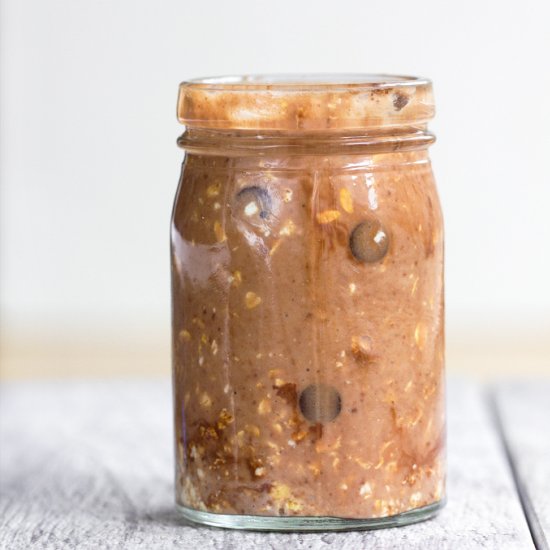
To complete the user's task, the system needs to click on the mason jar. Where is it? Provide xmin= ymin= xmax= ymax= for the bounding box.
xmin=171 ymin=75 xmax=445 ymax=531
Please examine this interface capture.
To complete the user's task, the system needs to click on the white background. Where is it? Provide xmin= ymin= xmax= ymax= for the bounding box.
xmin=1 ymin=0 xmax=549 ymax=377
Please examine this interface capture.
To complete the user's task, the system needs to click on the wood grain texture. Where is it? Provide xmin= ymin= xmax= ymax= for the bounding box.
xmin=493 ymin=382 xmax=550 ymax=550
xmin=0 ymin=378 xmax=534 ymax=549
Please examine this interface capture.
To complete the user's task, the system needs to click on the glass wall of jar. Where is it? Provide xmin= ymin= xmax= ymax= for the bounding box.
xmin=171 ymin=75 xmax=445 ymax=531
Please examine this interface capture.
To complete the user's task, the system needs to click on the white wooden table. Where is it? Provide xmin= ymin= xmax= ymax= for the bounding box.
xmin=0 ymin=378 xmax=548 ymax=550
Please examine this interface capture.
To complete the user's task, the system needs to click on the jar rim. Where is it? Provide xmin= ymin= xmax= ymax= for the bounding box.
xmin=177 ymin=73 xmax=434 ymax=131
xmin=181 ymin=73 xmax=430 ymax=91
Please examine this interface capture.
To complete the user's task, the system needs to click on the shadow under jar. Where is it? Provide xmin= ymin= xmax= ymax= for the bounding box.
xmin=171 ymin=75 xmax=445 ymax=531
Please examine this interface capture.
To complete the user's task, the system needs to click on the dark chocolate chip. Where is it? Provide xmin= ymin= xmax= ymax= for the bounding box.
xmin=349 ymin=218 xmax=389 ymax=263
xmin=299 ymin=384 xmax=342 ymax=423
xmin=393 ymin=93 xmax=409 ymax=111
xmin=234 ymin=186 xmax=272 ymax=221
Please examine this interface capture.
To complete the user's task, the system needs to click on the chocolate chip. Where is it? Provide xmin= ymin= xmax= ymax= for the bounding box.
xmin=393 ymin=93 xmax=409 ymax=111
xmin=234 ymin=186 xmax=272 ymax=222
xmin=349 ymin=218 xmax=389 ymax=263
xmin=299 ymin=384 xmax=342 ymax=423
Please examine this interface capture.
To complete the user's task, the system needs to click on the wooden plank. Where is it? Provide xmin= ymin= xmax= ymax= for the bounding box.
xmin=493 ymin=381 xmax=550 ymax=550
xmin=0 ymin=378 xmax=533 ymax=550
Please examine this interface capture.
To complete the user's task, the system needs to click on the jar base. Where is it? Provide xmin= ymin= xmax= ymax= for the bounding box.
xmin=176 ymin=499 xmax=445 ymax=532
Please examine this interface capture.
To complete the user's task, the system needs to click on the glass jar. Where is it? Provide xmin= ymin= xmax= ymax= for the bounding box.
xmin=171 ymin=75 xmax=445 ymax=531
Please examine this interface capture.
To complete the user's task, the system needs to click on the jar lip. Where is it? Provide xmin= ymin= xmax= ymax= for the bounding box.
xmin=181 ymin=73 xmax=431 ymax=91
xmin=177 ymin=73 xmax=434 ymax=131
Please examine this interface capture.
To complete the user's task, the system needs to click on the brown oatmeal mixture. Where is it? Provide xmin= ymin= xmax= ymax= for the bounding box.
xmin=171 ymin=76 xmax=444 ymax=519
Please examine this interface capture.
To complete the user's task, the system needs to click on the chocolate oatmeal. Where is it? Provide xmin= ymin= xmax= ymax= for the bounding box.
xmin=171 ymin=75 xmax=445 ymax=524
